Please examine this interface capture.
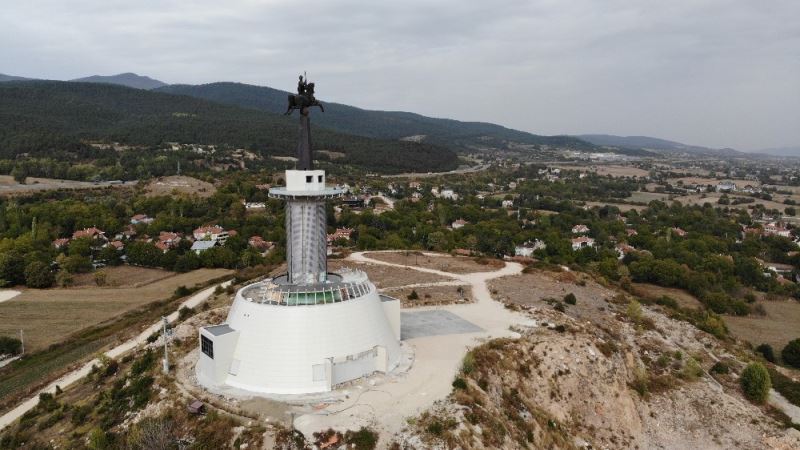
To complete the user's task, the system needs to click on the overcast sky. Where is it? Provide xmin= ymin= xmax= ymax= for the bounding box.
xmin=2 ymin=0 xmax=798 ymax=150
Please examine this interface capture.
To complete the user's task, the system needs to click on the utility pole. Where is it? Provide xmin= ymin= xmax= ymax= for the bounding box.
xmin=19 ymin=329 xmax=24 ymax=355
xmin=162 ymin=316 xmax=170 ymax=373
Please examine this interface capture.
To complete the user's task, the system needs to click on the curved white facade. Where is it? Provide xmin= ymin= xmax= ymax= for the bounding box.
xmin=197 ymin=270 xmax=402 ymax=395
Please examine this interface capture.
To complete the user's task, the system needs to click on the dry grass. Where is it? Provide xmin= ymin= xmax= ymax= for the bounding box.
xmin=364 ymin=251 xmax=503 ymax=274
xmin=143 ymin=175 xmax=216 ymax=198
xmin=328 ymin=260 xmax=449 ymax=288
xmin=631 ymin=283 xmax=703 ymax=309
xmin=385 ymin=284 xmax=472 ymax=308
xmin=0 ymin=268 xmax=232 ymax=352
xmin=553 ymin=164 xmax=649 ymax=178
xmin=0 ymin=175 xmax=135 ymax=195
xmin=724 ymin=300 xmax=800 ymax=353
xmin=70 ymin=266 xmax=175 ymax=288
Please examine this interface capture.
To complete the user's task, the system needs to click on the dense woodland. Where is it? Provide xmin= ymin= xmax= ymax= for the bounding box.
xmin=0 ymin=81 xmax=458 ymax=174
xmin=158 ymin=82 xmax=603 ymax=153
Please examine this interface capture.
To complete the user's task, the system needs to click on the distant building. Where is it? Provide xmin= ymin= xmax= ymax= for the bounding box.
xmin=107 ymin=240 xmax=125 ymax=251
xmin=191 ymin=240 xmax=219 ymax=254
xmin=193 ymin=225 xmax=228 ymax=243
xmin=763 ymin=222 xmax=791 ymax=238
xmin=440 ymin=189 xmax=458 ymax=200
xmin=671 ymin=227 xmax=688 ymax=237
xmin=73 ymin=227 xmax=107 ymax=241
xmin=243 ymin=201 xmax=266 ymax=209
xmin=248 ymin=236 xmax=274 ymax=252
xmin=615 ymin=243 xmax=637 ymax=260
xmin=571 ymin=224 xmax=590 ymax=235
xmin=716 ymin=180 xmax=737 ymax=192
xmin=327 ymin=227 xmax=354 ymax=244
xmin=52 ymin=238 xmax=70 ymax=249
xmin=501 ymin=199 xmax=514 ymax=208
xmin=451 ymin=219 xmax=468 ymax=230
xmin=626 ymin=228 xmax=638 ymax=237
xmin=515 ymin=240 xmax=546 ymax=257
xmin=158 ymin=231 xmax=182 ymax=249
xmin=130 ymin=214 xmax=154 ymax=225
xmin=571 ymin=236 xmax=595 ymax=251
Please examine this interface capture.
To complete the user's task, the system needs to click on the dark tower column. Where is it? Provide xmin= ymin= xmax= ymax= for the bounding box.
xmin=296 ymin=113 xmax=313 ymax=171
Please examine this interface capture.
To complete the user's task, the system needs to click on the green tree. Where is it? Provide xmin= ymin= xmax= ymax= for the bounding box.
xmin=781 ymin=339 xmax=800 ymax=368
xmin=756 ymin=343 xmax=776 ymax=363
xmin=740 ymin=362 xmax=771 ymax=403
xmin=24 ymin=260 xmax=54 ymax=288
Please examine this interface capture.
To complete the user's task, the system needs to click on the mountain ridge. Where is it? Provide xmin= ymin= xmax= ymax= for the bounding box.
xmin=69 ymin=72 xmax=167 ymax=90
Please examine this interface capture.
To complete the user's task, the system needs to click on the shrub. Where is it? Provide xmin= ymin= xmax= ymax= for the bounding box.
xmin=452 ymin=377 xmax=467 ymax=390
xmin=173 ymin=285 xmax=191 ymax=298
xmin=710 ymin=361 xmax=730 ymax=374
xmin=407 ymin=289 xmax=419 ymax=300
xmin=344 ymin=427 xmax=379 ymax=450
xmin=740 ymin=362 xmax=771 ymax=403
xmin=563 ymin=293 xmax=577 ymax=305
xmin=24 ymin=261 xmax=54 ymax=288
xmin=178 ymin=306 xmax=194 ymax=321
xmin=655 ymin=295 xmax=678 ymax=309
xmin=782 ymin=339 xmax=800 ymax=368
xmin=461 ymin=352 xmax=476 ymax=375
xmin=0 ymin=336 xmax=22 ymax=355
xmin=94 ymin=270 xmax=107 ymax=287
xmin=626 ymin=300 xmax=643 ymax=324
xmin=681 ymin=357 xmax=704 ymax=381
xmin=756 ymin=343 xmax=776 ymax=363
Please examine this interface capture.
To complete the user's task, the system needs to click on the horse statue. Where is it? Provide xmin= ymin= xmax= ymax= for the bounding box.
xmin=285 ymin=74 xmax=324 ymax=115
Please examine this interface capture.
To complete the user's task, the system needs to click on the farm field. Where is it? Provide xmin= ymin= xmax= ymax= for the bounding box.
xmin=0 ymin=268 xmax=232 ymax=352
xmin=143 ymin=175 xmax=216 ymax=197
xmin=0 ymin=175 xmax=136 ymax=195
xmin=724 ymin=299 xmax=800 ymax=360
xmin=70 ymin=266 xmax=175 ymax=288
xmin=364 ymin=251 xmax=504 ymax=274
xmin=553 ymin=164 xmax=650 ymax=178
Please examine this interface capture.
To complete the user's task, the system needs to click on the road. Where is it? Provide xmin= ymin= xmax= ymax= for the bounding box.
xmin=0 ymin=279 xmax=232 ymax=431
xmin=380 ymin=163 xmax=491 ymax=179
xmin=295 ymin=251 xmax=529 ymax=441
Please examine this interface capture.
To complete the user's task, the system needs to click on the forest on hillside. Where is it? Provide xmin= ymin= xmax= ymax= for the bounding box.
xmin=0 ymin=81 xmax=458 ymax=173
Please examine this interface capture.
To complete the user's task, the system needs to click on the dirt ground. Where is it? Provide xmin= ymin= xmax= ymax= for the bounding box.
xmin=724 ymin=299 xmax=800 ymax=356
xmin=0 ymin=268 xmax=232 ymax=352
xmin=0 ymin=175 xmax=136 ymax=195
xmin=631 ymin=283 xmax=704 ymax=308
xmin=143 ymin=175 xmax=216 ymax=198
xmin=385 ymin=284 xmax=472 ymax=308
xmin=70 ymin=266 xmax=175 ymax=288
xmin=553 ymin=164 xmax=650 ymax=178
xmin=328 ymin=259 xmax=449 ymax=288
xmin=364 ymin=251 xmax=504 ymax=274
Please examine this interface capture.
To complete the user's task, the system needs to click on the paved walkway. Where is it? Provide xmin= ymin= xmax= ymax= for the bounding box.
xmin=295 ymin=251 xmax=529 ymax=440
xmin=0 ymin=280 xmax=232 ymax=431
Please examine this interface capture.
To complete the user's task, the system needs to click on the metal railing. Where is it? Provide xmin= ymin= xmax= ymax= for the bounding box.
xmin=241 ymin=271 xmax=374 ymax=306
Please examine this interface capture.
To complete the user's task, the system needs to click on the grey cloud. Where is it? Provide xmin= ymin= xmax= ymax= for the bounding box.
xmin=1 ymin=0 xmax=798 ymax=149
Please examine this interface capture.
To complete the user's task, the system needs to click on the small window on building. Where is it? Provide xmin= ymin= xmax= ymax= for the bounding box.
xmin=318 ymin=175 xmax=323 ymax=182
xmin=201 ymin=335 xmax=214 ymax=359
xmin=306 ymin=175 xmax=313 ymax=183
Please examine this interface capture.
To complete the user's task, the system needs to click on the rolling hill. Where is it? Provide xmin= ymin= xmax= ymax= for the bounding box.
xmin=70 ymin=72 xmax=168 ymax=90
xmin=0 ymin=73 xmax=34 ymax=82
xmin=577 ymin=134 xmax=743 ymax=157
xmin=157 ymin=82 xmax=599 ymax=153
xmin=0 ymin=81 xmax=458 ymax=173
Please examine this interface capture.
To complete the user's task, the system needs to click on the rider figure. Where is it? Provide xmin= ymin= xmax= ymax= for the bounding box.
xmin=297 ymin=75 xmax=307 ymax=96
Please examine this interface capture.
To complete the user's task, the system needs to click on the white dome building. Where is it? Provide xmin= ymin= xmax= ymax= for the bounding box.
xmin=196 ymin=78 xmax=401 ymax=395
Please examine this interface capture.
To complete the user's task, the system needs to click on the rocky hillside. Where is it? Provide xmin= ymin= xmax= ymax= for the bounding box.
xmin=392 ymin=271 xmax=800 ymax=449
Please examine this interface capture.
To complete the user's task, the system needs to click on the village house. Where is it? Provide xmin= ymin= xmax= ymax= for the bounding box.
xmin=193 ymin=225 xmax=228 ymax=243
xmin=451 ymin=219 xmax=468 ymax=230
xmin=571 ymin=236 xmax=595 ymax=251
xmin=158 ymin=231 xmax=182 ymax=249
xmin=326 ymin=227 xmax=354 ymax=244
xmin=571 ymin=224 xmax=590 ymax=235
xmin=248 ymin=236 xmax=274 ymax=252
xmin=72 ymin=227 xmax=107 ymax=242
xmin=763 ymin=222 xmax=791 ymax=238
xmin=501 ymin=199 xmax=514 ymax=208
xmin=440 ymin=189 xmax=458 ymax=201
xmin=52 ymin=238 xmax=70 ymax=249
xmin=671 ymin=227 xmax=688 ymax=237
xmin=514 ymin=239 xmax=546 ymax=257
xmin=716 ymin=180 xmax=737 ymax=192
xmin=130 ymin=214 xmax=154 ymax=225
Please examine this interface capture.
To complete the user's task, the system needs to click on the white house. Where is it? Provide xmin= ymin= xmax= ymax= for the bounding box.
xmin=441 ymin=189 xmax=459 ymax=201
xmin=501 ymin=199 xmax=514 ymax=208
xmin=716 ymin=180 xmax=737 ymax=192
xmin=571 ymin=236 xmax=595 ymax=251
xmin=193 ymin=225 xmax=229 ymax=243
xmin=451 ymin=219 xmax=468 ymax=229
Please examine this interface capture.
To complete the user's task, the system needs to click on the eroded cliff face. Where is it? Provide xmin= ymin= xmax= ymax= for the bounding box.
xmin=395 ymin=297 xmax=800 ymax=450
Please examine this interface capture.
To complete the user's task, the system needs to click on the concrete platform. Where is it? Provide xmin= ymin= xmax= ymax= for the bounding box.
xmin=401 ymin=310 xmax=483 ymax=340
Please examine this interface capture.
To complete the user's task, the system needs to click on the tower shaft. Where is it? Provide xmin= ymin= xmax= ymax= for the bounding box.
xmin=285 ymin=197 xmax=327 ymax=284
